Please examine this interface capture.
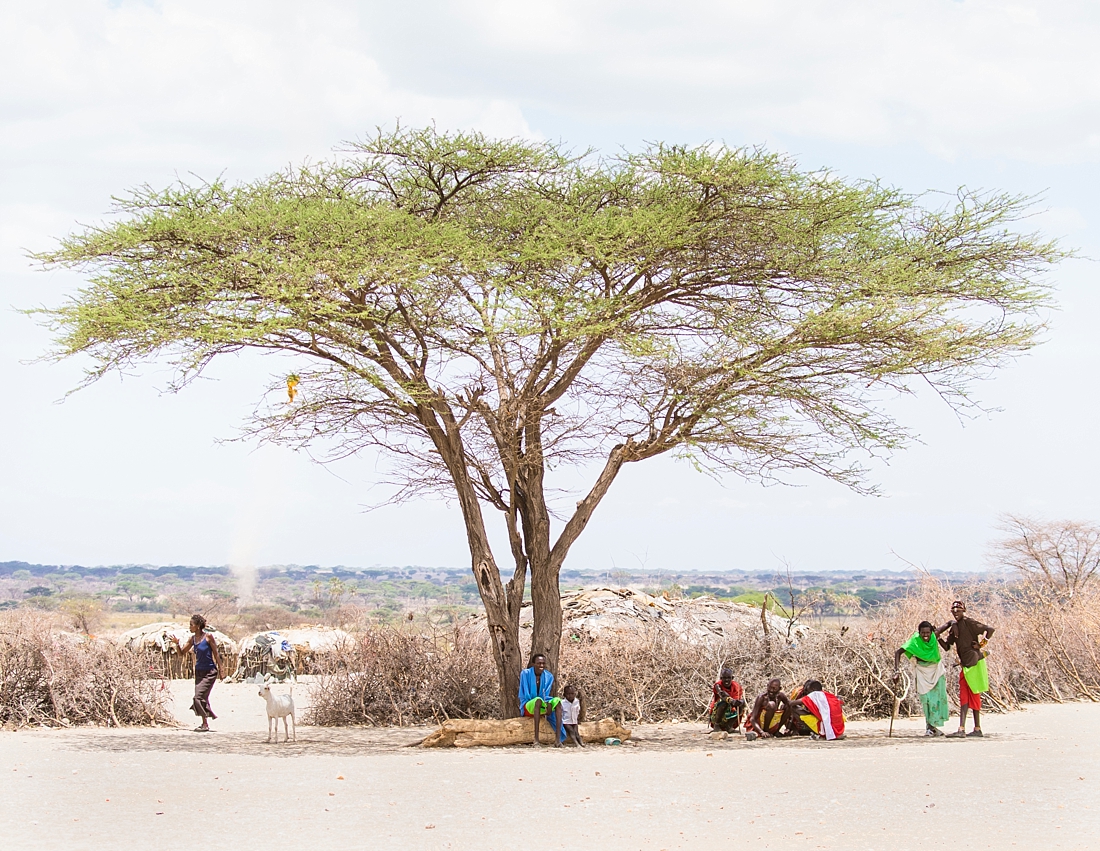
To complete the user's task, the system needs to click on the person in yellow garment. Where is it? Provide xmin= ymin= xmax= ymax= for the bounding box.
xmin=939 ymin=601 xmax=995 ymax=738
xmin=744 ymin=678 xmax=793 ymax=741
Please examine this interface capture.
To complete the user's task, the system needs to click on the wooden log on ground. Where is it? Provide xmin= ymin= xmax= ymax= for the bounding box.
xmin=418 ymin=717 xmax=631 ymax=748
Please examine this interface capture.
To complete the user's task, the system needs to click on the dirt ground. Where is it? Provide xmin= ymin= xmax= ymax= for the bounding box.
xmin=0 ymin=681 xmax=1096 ymax=850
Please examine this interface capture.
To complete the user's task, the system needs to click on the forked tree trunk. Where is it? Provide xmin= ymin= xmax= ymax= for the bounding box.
xmin=424 ymin=404 xmax=525 ymax=717
xmin=471 ymin=557 xmax=524 ymax=717
xmin=526 ymin=445 xmax=628 ymax=680
xmin=529 ymin=556 xmax=563 ymax=681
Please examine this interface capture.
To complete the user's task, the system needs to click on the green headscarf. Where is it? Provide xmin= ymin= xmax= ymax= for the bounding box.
xmin=902 ymin=630 xmax=941 ymax=664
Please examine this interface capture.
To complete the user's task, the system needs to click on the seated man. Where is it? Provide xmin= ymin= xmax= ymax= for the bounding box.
xmin=791 ymin=679 xmax=846 ymax=741
xmin=745 ymin=678 xmax=793 ymax=741
xmin=709 ymin=668 xmax=745 ymax=733
xmin=518 ymin=653 xmax=564 ymax=747
xmin=786 ymin=681 xmax=816 ymax=736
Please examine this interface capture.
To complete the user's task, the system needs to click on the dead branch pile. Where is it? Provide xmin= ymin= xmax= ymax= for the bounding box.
xmin=471 ymin=587 xmax=807 ymax=644
xmin=305 ymin=624 xmax=499 ymax=726
xmin=0 ymin=611 xmax=173 ymax=727
xmin=305 ymin=576 xmax=1100 ymax=726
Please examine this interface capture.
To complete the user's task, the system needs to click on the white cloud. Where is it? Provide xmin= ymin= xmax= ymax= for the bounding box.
xmin=1 ymin=1 xmax=534 ymax=187
xmin=352 ymin=0 xmax=1100 ymax=163
xmin=2 ymin=1 xmax=1099 ymax=571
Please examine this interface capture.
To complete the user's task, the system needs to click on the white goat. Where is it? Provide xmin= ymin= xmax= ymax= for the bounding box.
xmin=259 ymin=683 xmax=296 ymax=743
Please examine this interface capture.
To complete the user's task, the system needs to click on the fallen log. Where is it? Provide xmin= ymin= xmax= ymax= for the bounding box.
xmin=418 ymin=717 xmax=631 ymax=748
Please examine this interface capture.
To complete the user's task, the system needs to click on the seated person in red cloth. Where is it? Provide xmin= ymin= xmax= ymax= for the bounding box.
xmin=709 ymin=667 xmax=745 ymax=733
xmin=791 ymin=679 xmax=846 ymax=741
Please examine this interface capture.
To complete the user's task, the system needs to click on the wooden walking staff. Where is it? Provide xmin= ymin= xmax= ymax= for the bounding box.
xmin=888 ymin=670 xmax=910 ymax=738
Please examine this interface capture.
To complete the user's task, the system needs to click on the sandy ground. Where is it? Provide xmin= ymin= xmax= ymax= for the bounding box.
xmin=1 ymin=681 xmax=1096 ymax=850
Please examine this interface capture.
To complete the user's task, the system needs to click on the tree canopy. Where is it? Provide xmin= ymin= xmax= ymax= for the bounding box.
xmin=37 ymin=127 xmax=1062 ymax=714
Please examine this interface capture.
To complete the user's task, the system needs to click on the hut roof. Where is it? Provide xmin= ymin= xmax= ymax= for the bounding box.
xmin=238 ymin=626 xmax=351 ymax=658
xmin=476 ymin=587 xmax=806 ymax=643
xmin=117 ymin=621 xmax=239 ymax=655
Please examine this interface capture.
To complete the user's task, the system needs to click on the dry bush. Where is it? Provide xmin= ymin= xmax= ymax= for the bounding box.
xmin=556 ymin=627 xmax=904 ymax=723
xmin=873 ymin=573 xmax=1100 ymax=709
xmin=306 ymin=624 xmax=499 ymax=726
xmin=304 ymin=575 xmax=1100 ymax=726
xmin=993 ymin=583 xmax=1100 ymax=702
xmin=994 ymin=515 xmax=1100 ymax=600
xmin=0 ymin=611 xmax=173 ymax=727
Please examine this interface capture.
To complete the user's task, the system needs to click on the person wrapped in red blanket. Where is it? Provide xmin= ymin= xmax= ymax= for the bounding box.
xmin=709 ymin=668 xmax=745 ymax=733
xmin=791 ymin=679 xmax=845 ymax=740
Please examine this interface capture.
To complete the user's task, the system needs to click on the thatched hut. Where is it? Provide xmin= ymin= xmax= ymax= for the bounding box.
xmin=117 ymin=621 xmax=239 ymax=679
xmin=236 ymin=626 xmax=352 ymax=680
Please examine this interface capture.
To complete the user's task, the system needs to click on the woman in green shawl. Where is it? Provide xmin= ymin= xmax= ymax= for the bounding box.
xmin=893 ymin=620 xmax=950 ymax=736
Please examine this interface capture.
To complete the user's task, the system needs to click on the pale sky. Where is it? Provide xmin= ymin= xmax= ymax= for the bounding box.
xmin=2 ymin=1 xmax=1098 ymax=575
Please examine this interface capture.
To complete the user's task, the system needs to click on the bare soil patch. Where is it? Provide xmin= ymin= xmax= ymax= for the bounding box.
xmin=0 ymin=684 xmax=1093 ymax=850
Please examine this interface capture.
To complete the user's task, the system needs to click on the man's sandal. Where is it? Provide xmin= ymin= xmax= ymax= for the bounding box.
xmin=947 ymin=729 xmax=967 ymax=738
xmin=966 ymin=729 xmax=984 ymax=737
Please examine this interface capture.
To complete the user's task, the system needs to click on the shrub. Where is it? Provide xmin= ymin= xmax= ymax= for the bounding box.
xmin=305 ymin=577 xmax=1100 ymax=725
xmin=0 ymin=611 xmax=172 ymax=727
xmin=305 ymin=624 xmax=498 ymax=725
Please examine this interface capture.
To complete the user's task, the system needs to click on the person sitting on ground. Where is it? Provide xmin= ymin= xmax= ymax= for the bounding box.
xmin=745 ymin=678 xmax=793 ymax=741
xmin=893 ymin=620 xmax=949 ymax=737
xmin=785 ymin=681 xmax=815 ymax=736
xmin=791 ymin=679 xmax=846 ymax=740
xmin=939 ymin=600 xmax=995 ymax=738
xmin=709 ymin=668 xmax=745 ymax=733
xmin=561 ymin=684 xmax=585 ymax=747
xmin=518 ymin=653 xmax=564 ymax=747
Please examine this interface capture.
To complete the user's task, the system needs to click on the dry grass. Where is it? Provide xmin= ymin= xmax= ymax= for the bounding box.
xmin=0 ymin=611 xmax=173 ymax=728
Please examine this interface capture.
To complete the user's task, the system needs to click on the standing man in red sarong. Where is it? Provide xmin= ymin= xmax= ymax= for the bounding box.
xmin=939 ymin=600 xmax=995 ymax=738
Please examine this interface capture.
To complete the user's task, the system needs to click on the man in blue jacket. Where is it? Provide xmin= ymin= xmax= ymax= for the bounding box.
xmin=519 ymin=653 xmax=564 ymax=747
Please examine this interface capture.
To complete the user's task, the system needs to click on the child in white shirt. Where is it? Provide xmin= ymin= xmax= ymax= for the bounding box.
xmin=561 ymin=684 xmax=585 ymax=747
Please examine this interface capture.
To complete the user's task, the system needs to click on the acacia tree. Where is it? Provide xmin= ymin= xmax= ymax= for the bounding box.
xmin=37 ymin=127 xmax=1061 ymax=715
xmin=994 ymin=515 xmax=1100 ymax=600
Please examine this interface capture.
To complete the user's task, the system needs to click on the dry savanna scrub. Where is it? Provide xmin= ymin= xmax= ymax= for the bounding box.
xmin=0 ymin=611 xmax=173 ymax=728
xmin=306 ymin=575 xmax=1100 ymax=726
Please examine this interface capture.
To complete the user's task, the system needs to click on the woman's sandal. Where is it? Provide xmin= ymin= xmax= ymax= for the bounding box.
xmin=193 ymin=726 xmax=210 ymax=732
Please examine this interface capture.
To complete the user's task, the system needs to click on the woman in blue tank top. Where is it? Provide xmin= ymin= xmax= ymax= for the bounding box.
xmin=171 ymin=614 xmax=223 ymax=731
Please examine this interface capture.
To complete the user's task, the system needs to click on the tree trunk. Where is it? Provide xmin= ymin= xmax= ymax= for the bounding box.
xmin=417 ymin=717 xmax=632 ymax=748
xmin=527 ymin=445 xmax=628 ymax=680
xmin=421 ymin=401 xmax=524 ymax=717
xmin=472 ymin=557 xmax=524 ymax=717
xmin=529 ymin=554 xmax=563 ymax=682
